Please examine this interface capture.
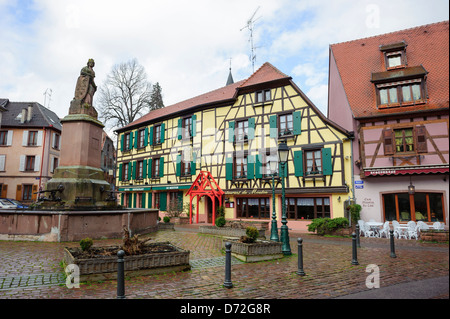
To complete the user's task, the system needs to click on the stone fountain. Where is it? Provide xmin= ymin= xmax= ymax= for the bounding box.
xmin=0 ymin=59 xmax=158 ymax=242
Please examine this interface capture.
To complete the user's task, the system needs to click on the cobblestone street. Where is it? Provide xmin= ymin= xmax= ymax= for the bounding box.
xmin=0 ymin=225 xmax=448 ymax=301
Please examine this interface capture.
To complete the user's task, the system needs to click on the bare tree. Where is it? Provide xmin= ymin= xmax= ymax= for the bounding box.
xmin=97 ymin=58 xmax=153 ymax=128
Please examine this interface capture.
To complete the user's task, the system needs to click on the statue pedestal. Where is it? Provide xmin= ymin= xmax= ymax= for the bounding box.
xmin=43 ymin=113 xmax=112 ymax=209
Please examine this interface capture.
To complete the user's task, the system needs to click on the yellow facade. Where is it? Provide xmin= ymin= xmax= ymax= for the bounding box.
xmin=116 ymin=63 xmax=353 ymax=231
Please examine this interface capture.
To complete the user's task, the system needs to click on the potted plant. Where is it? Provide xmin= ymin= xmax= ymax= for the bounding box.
xmin=348 ymin=203 xmax=362 ymax=229
xmin=158 ymin=216 xmax=175 ymax=230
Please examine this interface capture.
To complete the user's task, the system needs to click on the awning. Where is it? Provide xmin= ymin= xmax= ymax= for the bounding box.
xmin=364 ymin=166 xmax=449 ymax=177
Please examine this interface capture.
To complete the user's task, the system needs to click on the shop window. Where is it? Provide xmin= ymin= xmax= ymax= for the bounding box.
xmin=236 ymin=197 xmax=270 ymax=219
xmin=285 ymin=197 xmax=330 ymax=220
xmin=383 ymin=192 xmax=445 ymax=222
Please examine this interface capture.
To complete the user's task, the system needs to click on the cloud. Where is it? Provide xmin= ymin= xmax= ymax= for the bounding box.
xmin=0 ymin=0 xmax=448 ymax=128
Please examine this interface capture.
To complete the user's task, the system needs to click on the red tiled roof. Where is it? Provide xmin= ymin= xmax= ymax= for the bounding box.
xmin=330 ymin=21 xmax=449 ymax=118
xmin=119 ymin=62 xmax=290 ymax=131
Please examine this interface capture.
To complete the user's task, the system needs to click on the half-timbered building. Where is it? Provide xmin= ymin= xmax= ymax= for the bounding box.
xmin=328 ymin=21 xmax=449 ymax=226
xmin=115 ymin=62 xmax=353 ymax=231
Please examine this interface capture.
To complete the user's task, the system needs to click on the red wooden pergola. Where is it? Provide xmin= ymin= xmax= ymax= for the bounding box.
xmin=185 ymin=171 xmax=224 ymax=225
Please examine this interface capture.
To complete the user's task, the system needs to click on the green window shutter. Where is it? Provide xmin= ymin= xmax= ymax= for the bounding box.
xmin=128 ymin=133 xmax=133 ymax=150
xmin=132 ymin=161 xmax=137 ymax=180
xmin=322 ymin=148 xmax=332 ymax=176
xmin=160 ymin=123 xmax=165 ymax=143
xmin=228 ymin=121 xmax=235 ymax=143
xmin=294 ymin=150 xmax=303 ymax=177
xmin=226 ymin=156 xmax=233 ymax=181
xmin=133 ymin=193 xmax=137 ymax=208
xmin=149 ymin=126 xmax=153 ymax=146
xmin=159 ymin=157 xmax=164 ymax=177
xmin=120 ymin=134 xmax=125 ymax=151
xmin=160 ymin=192 xmax=167 ymax=211
xmin=177 ymin=119 xmax=183 ymax=140
xmin=248 ymin=117 xmax=255 ymax=140
xmin=247 ymin=155 xmax=255 ymax=180
xmin=147 ymin=192 xmax=152 ymax=208
xmin=134 ymin=131 xmax=138 ymax=149
xmin=142 ymin=160 xmax=147 ymax=179
xmin=118 ymin=163 xmax=123 ymax=181
xmin=141 ymin=193 xmax=146 ymax=208
xmin=120 ymin=194 xmax=124 ymax=206
xmin=191 ymin=114 xmax=197 ymax=137
xmin=148 ymin=158 xmax=152 ymax=178
xmin=144 ymin=127 xmax=149 ymax=146
xmin=176 ymin=154 xmax=181 ymax=177
xmin=293 ymin=111 xmax=302 ymax=135
xmin=127 ymin=162 xmax=132 ymax=180
xmin=191 ymin=152 xmax=197 ymax=176
xmin=270 ymin=115 xmax=277 ymax=138
xmin=255 ymin=154 xmax=262 ymax=179
xmin=279 ymin=162 xmax=288 ymax=178
xmin=177 ymin=191 xmax=183 ymax=210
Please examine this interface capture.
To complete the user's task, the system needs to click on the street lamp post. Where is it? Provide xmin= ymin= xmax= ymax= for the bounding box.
xmin=278 ymin=141 xmax=291 ymax=256
xmin=269 ymin=160 xmax=279 ymax=242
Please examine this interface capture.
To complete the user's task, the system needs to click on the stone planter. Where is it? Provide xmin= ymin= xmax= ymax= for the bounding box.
xmin=223 ymin=239 xmax=283 ymax=262
xmin=172 ymin=217 xmax=193 ymax=225
xmin=420 ymin=230 xmax=449 ymax=243
xmin=158 ymin=222 xmax=175 ymax=231
xmin=200 ymin=226 xmax=266 ymax=238
xmin=329 ymin=227 xmax=353 ymax=237
xmin=63 ymin=242 xmax=190 ymax=281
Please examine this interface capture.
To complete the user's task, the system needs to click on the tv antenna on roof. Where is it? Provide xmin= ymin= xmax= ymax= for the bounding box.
xmin=241 ymin=6 xmax=261 ymax=73
xmin=43 ymin=88 xmax=52 ymax=109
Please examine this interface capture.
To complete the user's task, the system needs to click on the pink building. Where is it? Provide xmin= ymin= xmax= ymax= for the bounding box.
xmin=0 ymin=100 xmax=62 ymax=203
xmin=328 ymin=21 xmax=449 ymax=226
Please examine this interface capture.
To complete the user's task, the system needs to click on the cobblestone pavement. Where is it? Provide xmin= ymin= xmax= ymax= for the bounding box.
xmin=0 ymin=225 xmax=448 ymax=300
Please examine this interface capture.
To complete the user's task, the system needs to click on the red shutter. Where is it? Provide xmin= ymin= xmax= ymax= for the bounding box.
xmin=383 ymin=129 xmax=394 ymax=155
xmin=415 ymin=126 xmax=428 ymax=153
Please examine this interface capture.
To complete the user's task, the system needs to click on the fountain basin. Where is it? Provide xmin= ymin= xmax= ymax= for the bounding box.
xmin=0 ymin=208 xmax=158 ymax=242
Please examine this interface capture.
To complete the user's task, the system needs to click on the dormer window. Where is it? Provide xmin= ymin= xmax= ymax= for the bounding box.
xmin=386 ymin=52 xmax=403 ymax=68
xmin=380 ymin=41 xmax=407 ymax=70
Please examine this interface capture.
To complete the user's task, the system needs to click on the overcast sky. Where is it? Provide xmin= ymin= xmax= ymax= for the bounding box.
xmin=1 ymin=0 xmax=448 ymax=132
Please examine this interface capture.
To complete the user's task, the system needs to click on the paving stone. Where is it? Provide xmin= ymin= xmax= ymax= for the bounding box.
xmin=0 ymin=226 xmax=448 ymax=299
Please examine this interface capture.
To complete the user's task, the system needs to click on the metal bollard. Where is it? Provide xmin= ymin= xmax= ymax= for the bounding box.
xmin=296 ymin=238 xmax=305 ymax=276
xmin=223 ymin=242 xmax=233 ymax=289
xmin=117 ymin=250 xmax=126 ymax=299
xmin=355 ymin=224 xmax=361 ymax=248
xmin=351 ymin=233 xmax=359 ymax=265
xmin=389 ymin=230 xmax=397 ymax=258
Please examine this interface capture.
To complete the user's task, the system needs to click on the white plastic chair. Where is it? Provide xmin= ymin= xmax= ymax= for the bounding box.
xmin=417 ymin=221 xmax=429 ymax=239
xmin=433 ymin=222 xmax=444 ymax=230
xmin=417 ymin=221 xmax=429 ymax=231
xmin=407 ymin=221 xmax=418 ymax=240
xmin=378 ymin=221 xmax=390 ymax=238
xmin=357 ymin=220 xmax=365 ymax=236
xmin=361 ymin=221 xmax=375 ymax=238
xmin=392 ymin=220 xmax=407 ymax=239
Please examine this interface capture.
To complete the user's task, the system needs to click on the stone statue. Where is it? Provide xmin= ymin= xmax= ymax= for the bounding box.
xmin=69 ymin=58 xmax=98 ymax=118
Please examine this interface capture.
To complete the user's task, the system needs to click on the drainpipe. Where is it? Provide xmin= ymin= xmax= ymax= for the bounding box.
xmin=38 ymin=126 xmax=48 ymax=196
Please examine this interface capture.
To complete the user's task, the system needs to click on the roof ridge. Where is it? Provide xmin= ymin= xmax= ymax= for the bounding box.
xmin=330 ymin=20 xmax=449 ymax=47
xmin=239 ymin=62 xmax=290 ymax=88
